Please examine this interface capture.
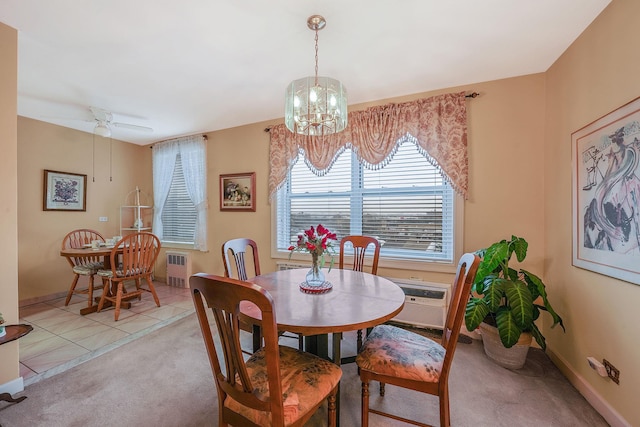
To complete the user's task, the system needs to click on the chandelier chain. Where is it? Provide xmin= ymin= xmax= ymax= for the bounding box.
xmin=314 ymin=29 xmax=319 ymax=86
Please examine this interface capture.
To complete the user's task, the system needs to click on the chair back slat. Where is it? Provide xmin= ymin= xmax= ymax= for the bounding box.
xmin=190 ymin=273 xmax=282 ymax=415
xmin=62 ymin=229 xmax=105 ymax=267
xmin=222 ymin=238 xmax=261 ymax=280
xmin=234 ymin=252 xmax=249 ymax=280
xmin=113 ymin=232 xmax=159 ymax=275
xmin=339 ymin=235 xmax=381 ymax=275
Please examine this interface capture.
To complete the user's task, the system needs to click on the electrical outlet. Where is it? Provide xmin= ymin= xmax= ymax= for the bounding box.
xmin=99 ymin=217 xmax=108 ymax=222
xmin=603 ymin=359 xmax=620 ymax=384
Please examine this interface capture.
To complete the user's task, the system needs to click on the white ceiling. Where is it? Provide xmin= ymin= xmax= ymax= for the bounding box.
xmin=0 ymin=0 xmax=611 ymax=145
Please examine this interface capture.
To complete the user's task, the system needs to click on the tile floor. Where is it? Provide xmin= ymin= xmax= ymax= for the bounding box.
xmin=17 ymin=282 xmax=194 ymax=386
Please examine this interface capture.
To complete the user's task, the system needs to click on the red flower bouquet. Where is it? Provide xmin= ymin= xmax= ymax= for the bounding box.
xmin=288 ymin=224 xmax=338 ymax=271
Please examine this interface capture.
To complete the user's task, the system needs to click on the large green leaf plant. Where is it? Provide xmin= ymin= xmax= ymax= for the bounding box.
xmin=465 ymin=236 xmax=565 ymax=350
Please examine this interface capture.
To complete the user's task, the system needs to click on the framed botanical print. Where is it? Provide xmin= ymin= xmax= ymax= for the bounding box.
xmin=43 ymin=170 xmax=87 ymax=211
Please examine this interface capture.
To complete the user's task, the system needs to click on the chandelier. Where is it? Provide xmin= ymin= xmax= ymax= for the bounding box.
xmin=285 ymin=15 xmax=347 ymax=136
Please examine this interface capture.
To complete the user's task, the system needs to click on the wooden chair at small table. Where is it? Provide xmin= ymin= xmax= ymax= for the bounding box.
xmin=96 ymin=232 xmax=161 ymax=321
xmin=61 ymin=229 xmax=105 ymax=307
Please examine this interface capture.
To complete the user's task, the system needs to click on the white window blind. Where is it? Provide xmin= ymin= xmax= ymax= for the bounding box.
xmin=276 ymin=134 xmax=455 ymax=262
xmin=161 ymin=154 xmax=197 ymax=243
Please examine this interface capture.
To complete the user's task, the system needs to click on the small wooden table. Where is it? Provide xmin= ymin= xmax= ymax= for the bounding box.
xmin=60 ymin=246 xmax=121 ymax=269
xmin=246 ymin=268 xmax=405 ymax=426
xmin=0 ymin=324 xmax=33 ymax=404
xmin=59 ymin=246 xmax=131 ymax=315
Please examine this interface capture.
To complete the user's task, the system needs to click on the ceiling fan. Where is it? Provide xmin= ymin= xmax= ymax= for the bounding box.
xmin=89 ymin=106 xmax=153 ymax=137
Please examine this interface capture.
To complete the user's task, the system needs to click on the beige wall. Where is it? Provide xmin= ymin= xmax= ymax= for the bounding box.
xmin=0 ymin=22 xmax=19 ymax=389
xmin=169 ymin=75 xmax=546 ymax=287
xmin=545 ymin=1 xmax=639 ymax=425
xmin=17 ymin=117 xmax=151 ymax=301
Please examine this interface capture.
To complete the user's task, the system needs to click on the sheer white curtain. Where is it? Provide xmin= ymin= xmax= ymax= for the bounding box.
xmin=152 ymin=135 xmax=208 ymax=251
xmin=152 ymin=140 xmax=179 ymax=241
xmin=180 ymin=136 xmax=208 ymax=250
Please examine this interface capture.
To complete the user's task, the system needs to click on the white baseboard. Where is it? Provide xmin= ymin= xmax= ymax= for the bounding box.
xmin=547 ymin=348 xmax=631 ymax=427
xmin=0 ymin=377 xmax=24 ymax=396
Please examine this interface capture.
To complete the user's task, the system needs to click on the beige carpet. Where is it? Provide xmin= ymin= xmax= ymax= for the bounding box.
xmin=0 ymin=314 xmax=608 ymax=427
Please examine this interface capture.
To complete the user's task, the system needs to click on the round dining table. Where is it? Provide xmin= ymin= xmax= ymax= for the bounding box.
xmin=246 ymin=268 xmax=404 ymax=426
xmin=248 ymin=268 xmax=405 ymax=349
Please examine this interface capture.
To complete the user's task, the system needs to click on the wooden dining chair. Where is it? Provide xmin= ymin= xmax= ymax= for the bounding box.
xmin=96 ymin=232 xmax=161 ymax=321
xmin=339 ymin=235 xmax=381 ymax=352
xmin=62 ymin=229 xmax=106 ymax=307
xmin=339 ymin=235 xmax=381 ymax=275
xmin=355 ymin=252 xmax=480 ymax=427
xmin=222 ymin=238 xmax=261 ymax=282
xmin=222 ymin=238 xmax=304 ymax=352
xmin=190 ymin=273 xmax=342 ymax=427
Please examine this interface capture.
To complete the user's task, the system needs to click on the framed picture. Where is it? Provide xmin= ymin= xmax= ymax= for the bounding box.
xmin=220 ymin=172 xmax=256 ymax=212
xmin=572 ymin=96 xmax=640 ymax=285
xmin=43 ymin=169 xmax=87 ymax=211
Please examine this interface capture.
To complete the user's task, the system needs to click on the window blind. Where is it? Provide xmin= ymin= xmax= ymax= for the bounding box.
xmin=161 ymin=154 xmax=197 ymax=243
xmin=277 ymin=136 xmax=454 ymax=262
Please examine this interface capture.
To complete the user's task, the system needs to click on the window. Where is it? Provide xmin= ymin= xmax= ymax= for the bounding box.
xmin=152 ymin=135 xmax=207 ymax=250
xmin=275 ymin=134 xmax=457 ymax=264
xmin=160 ymin=154 xmax=197 ymax=243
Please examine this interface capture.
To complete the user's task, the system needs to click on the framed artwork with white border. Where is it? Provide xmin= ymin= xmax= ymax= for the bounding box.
xmin=572 ymin=96 xmax=640 ymax=285
xmin=43 ymin=169 xmax=87 ymax=211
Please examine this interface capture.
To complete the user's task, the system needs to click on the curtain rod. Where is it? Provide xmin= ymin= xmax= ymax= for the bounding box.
xmin=263 ymin=92 xmax=480 ymax=132
xmin=150 ymin=134 xmax=208 ymax=148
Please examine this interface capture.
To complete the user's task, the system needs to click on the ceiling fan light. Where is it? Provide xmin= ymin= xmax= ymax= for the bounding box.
xmin=94 ymin=121 xmax=111 ymax=138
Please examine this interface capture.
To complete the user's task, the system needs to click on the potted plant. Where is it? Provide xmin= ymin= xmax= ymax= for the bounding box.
xmin=465 ymin=235 xmax=565 ymax=369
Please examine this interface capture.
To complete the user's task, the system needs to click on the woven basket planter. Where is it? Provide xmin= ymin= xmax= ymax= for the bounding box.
xmin=479 ymin=322 xmax=532 ymax=370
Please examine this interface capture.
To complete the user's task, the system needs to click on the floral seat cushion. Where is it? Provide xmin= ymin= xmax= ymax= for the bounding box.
xmin=72 ymin=262 xmax=104 ymax=275
xmin=97 ymin=267 xmax=143 ymax=278
xmin=355 ymin=324 xmax=445 ymax=383
xmin=225 ymin=345 xmax=342 ymax=426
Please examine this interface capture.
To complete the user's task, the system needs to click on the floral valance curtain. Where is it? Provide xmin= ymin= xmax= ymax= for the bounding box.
xmin=268 ymin=91 xmax=469 ymax=200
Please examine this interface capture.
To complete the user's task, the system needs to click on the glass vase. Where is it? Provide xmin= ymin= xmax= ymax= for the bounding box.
xmin=306 ymin=253 xmax=325 ymax=287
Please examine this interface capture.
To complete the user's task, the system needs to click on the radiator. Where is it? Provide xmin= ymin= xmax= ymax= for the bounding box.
xmin=387 ymin=278 xmax=451 ymax=329
xmin=166 ymin=251 xmax=192 ymax=288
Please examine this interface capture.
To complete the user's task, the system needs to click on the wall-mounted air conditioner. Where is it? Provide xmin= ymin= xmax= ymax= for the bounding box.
xmin=166 ymin=251 xmax=192 ymax=288
xmin=387 ymin=278 xmax=451 ymax=329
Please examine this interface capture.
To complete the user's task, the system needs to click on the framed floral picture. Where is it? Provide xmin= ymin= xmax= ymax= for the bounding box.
xmin=220 ymin=172 xmax=256 ymax=212
xmin=43 ymin=169 xmax=87 ymax=211
xmin=572 ymin=96 xmax=640 ymax=285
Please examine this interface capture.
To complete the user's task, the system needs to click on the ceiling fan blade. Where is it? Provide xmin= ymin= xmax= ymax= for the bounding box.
xmin=89 ymin=106 xmax=112 ymax=122
xmin=112 ymin=122 xmax=154 ymax=132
